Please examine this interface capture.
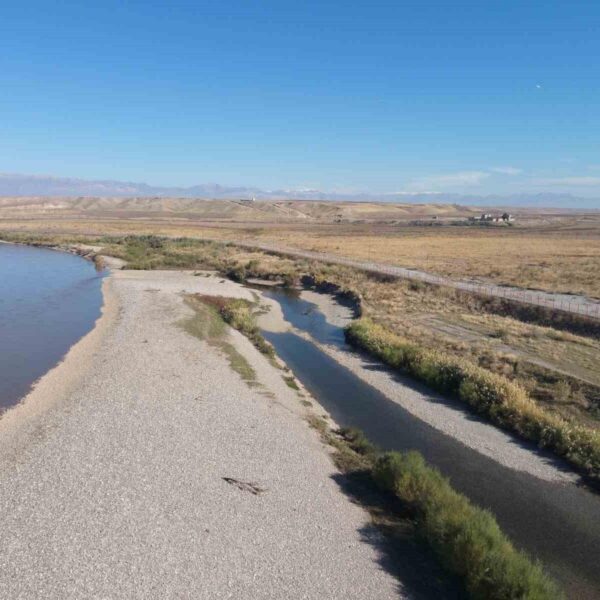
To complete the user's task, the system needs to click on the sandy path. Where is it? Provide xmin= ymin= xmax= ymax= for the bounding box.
xmin=0 ymin=270 xmax=401 ymax=599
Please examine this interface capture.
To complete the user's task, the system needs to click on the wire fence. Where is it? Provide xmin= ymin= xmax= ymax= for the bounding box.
xmin=226 ymin=239 xmax=600 ymax=321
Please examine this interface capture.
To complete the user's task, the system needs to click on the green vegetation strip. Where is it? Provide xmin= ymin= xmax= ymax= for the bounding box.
xmin=181 ymin=296 xmax=257 ymax=383
xmin=345 ymin=318 xmax=600 ymax=479
xmin=375 ymin=451 xmax=560 ymax=599
xmin=330 ymin=428 xmax=562 ymax=599
xmin=196 ymin=295 xmax=275 ymax=358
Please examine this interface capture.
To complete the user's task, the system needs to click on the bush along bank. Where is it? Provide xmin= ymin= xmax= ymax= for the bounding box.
xmin=372 ymin=449 xmax=562 ymax=599
xmin=327 ymin=428 xmax=562 ymax=599
xmin=345 ymin=318 xmax=600 ymax=480
xmin=194 ymin=295 xmax=275 ymax=358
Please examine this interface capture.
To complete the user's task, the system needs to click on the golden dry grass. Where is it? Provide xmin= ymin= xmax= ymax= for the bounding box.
xmin=3 ymin=213 xmax=600 ymax=298
xmin=251 ymin=226 xmax=600 ymax=299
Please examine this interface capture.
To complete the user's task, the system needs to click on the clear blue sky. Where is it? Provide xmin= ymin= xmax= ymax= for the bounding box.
xmin=1 ymin=1 xmax=599 ymax=196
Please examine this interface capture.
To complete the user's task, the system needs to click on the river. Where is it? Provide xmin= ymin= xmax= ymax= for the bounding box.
xmin=0 ymin=243 xmax=104 ymax=409
xmin=259 ymin=286 xmax=600 ymax=599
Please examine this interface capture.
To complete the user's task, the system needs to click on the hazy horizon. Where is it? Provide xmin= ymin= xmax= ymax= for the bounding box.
xmin=1 ymin=171 xmax=599 ymax=209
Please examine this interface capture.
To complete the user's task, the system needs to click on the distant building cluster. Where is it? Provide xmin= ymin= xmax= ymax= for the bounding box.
xmin=469 ymin=212 xmax=515 ymax=223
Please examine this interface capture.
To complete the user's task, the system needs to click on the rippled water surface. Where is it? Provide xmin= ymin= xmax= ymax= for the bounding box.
xmin=0 ymin=244 xmax=104 ymax=409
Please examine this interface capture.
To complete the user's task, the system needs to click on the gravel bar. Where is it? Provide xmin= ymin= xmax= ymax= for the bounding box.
xmin=0 ymin=270 xmax=401 ymax=600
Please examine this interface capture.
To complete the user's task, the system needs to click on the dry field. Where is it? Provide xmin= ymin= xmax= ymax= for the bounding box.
xmin=254 ymin=225 xmax=600 ymax=299
xmin=2 ymin=196 xmax=599 ymax=298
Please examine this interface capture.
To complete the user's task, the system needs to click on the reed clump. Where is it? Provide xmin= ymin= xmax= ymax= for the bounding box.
xmin=372 ymin=450 xmax=562 ymax=599
xmin=197 ymin=295 xmax=275 ymax=358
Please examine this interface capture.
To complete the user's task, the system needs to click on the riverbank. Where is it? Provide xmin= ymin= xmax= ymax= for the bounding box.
xmin=260 ymin=289 xmax=575 ymax=483
xmin=5 ymin=232 xmax=600 ymax=438
xmin=0 ymin=269 xmax=405 ymax=599
xmin=0 ymin=242 xmax=107 ymax=411
xmin=1 ymin=239 xmax=590 ymax=597
xmin=0 ymin=276 xmax=117 ymax=444
xmin=256 ymin=286 xmax=600 ymax=597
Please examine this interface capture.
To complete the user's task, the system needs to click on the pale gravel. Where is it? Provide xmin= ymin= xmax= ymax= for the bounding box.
xmin=0 ymin=270 xmax=402 ymax=600
xmin=263 ymin=289 xmax=577 ymax=484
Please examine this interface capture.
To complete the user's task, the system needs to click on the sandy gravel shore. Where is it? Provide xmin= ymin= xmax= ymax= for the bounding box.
xmin=0 ymin=270 xmax=401 ymax=599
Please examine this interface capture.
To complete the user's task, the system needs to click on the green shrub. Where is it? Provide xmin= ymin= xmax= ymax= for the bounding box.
xmin=338 ymin=427 xmax=378 ymax=458
xmin=226 ymin=264 xmax=247 ymax=282
xmin=198 ymin=295 xmax=275 ymax=358
xmin=346 ymin=318 xmax=600 ymax=478
xmin=373 ymin=451 xmax=561 ymax=599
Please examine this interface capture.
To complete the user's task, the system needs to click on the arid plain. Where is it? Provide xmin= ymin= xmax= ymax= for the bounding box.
xmin=2 ymin=195 xmax=599 ymax=296
xmin=2 ymin=196 xmax=600 ymax=597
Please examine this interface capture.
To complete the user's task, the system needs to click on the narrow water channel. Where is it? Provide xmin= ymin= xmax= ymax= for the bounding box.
xmin=259 ymin=287 xmax=600 ymax=599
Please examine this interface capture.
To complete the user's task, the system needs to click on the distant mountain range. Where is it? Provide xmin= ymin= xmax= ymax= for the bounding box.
xmin=0 ymin=173 xmax=598 ymax=209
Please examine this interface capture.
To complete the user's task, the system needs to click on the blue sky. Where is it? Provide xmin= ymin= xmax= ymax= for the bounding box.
xmin=1 ymin=1 xmax=599 ymax=196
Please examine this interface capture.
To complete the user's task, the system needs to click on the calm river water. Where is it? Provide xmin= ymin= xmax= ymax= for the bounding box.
xmin=0 ymin=243 xmax=104 ymax=409
xmin=260 ymin=286 xmax=600 ymax=600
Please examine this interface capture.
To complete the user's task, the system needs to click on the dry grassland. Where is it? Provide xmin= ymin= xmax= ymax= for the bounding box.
xmin=3 ymin=211 xmax=600 ymax=298
xmin=249 ymin=226 xmax=600 ymax=299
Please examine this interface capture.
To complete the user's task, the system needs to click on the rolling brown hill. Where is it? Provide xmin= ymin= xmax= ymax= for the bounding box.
xmin=0 ymin=196 xmax=480 ymax=223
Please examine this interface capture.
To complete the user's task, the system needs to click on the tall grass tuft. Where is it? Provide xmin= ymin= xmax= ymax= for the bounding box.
xmin=346 ymin=318 xmax=600 ymax=479
xmin=197 ymin=295 xmax=275 ymax=357
xmin=373 ymin=451 xmax=562 ymax=599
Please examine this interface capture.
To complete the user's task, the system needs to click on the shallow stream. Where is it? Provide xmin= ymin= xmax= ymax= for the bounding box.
xmin=259 ymin=286 xmax=600 ymax=599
